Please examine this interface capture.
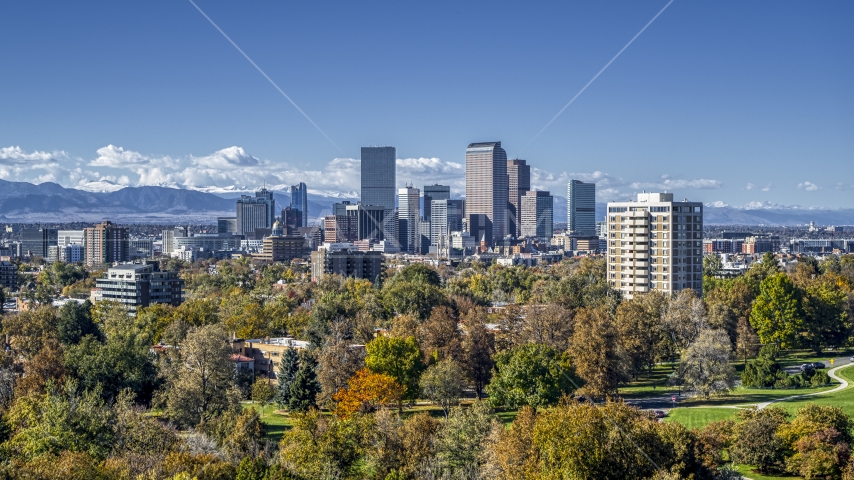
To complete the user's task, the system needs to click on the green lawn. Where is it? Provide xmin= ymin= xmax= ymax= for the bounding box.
xmin=764 ymin=363 xmax=854 ymax=417
xmin=732 ymin=464 xmax=800 ymax=480
xmin=664 ymin=407 xmax=738 ymax=430
xmin=243 ymin=403 xmax=294 ymax=443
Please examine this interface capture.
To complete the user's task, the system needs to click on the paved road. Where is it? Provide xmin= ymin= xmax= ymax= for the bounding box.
xmin=626 ymin=354 xmax=853 ymax=413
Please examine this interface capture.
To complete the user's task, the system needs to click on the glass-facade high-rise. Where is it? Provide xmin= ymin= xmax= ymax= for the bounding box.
xmin=430 ymin=199 xmax=464 ymax=247
xmin=568 ymin=180 xmax=596 ymax=236
xmin=361 ymin=146 xmax=396 ymax=210
xmin=507 ymin=159 xmax=531 ymax=238
xmin=521 ymin=191 xmax=554 ymax=240
xmin=397 ymin=186 xmax=420 ymax=253
xmin=290 ymin=182 xmax=308 ymax=228
xmin=236 ymin=188 xmax=276 ymax=236
xmin=465 ymin=142 xmax=508 ymax=246
xmin=423 ymin=184 xmax=450 ymax=224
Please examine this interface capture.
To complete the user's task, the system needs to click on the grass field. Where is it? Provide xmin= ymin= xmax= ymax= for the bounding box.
xmin=664 ymin=407 xmax=738 ymax=430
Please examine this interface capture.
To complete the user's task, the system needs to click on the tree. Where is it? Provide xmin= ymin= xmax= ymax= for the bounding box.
xmin=662 ymin=289 xmax=709 ymax=352
xmin=519 ymin=304 xmax=574 ymax=352
xmin=333 ymin=368 xmax=404 ymax=417
xmin=486 ymin=343 xmax=573 ymax=409
xmin=275 ymin=348 xmax=300 ymax=408
xmin=221 ymin=409 xmax=267 ymax=462
xmin=278 ymin=410 xmax=368 ymax=479
xmin=731 ymin=407 xmax=790 ymax=474
xmin=704 ymin=255 xmax=723 ymax=278
xmin=569 ymin=306 xmax=629 ymax=398
xmin=3 ymin=380 xmax=116 ymax=461
xmin=288 ymin=351 xmax=321 ymax=412
xmin=316 ymin=341 xmax=365 ymax=407
xmin=750 ymin=272 xmax=805 ymax=348
xmin=419 ymin=360 xmax=465 ymax=418
xmin=64 ymin=324 xmax=159 ymax=404
xmin=365 ymin=335 xmax=424 ymax=408
xmin=57 ymin=300 xmax=99 ymax=345
xmin=459 ymin=310 xmax=496 ymax=397
xmin=802 ymin=278 xmax=851 ymax=353
xmin=164 ymin=324 xmax=240 ymax=427
xmin=417 ymin=306 xmax=462 ymax=363
xmin=251 ymin=379 xmax=275 ymax=415
xmin=394 ymin=263 xmax=442 ymax=287
xmin=2 ymin=305 xmax=59 ymax=358
xmin=735 ymin=317 xmax=761 ymax=365
xmin=676 ymin=329 xmax=736 ymax=398
xmin=435 ymin=401 xmax=497 ymax=475
xmin=615 ymin=293 xmax=666 ymax=378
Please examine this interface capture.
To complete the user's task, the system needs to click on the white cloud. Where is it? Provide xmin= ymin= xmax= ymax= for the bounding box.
xmin=0 ymin=146 xmax=68 ymax=164
xmin=629 ymin=177 xmax=723 ymax=190
xmin=761 ymin=184 xmax=773 ymax=192
xmin=746 ymin=183 xmax=755 ymax=190
xmin=706 ymin=201 xmax=729 ymax=208
xmin=191 ymin=146 xmax=262 ymax=169
xmin=90 ymin=144 xmax=171 ymax=168
xmin=797 ymin=181 xmax=820 ymax=191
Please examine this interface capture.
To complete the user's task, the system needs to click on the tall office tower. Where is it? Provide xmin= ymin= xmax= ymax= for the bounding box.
xmin=430 ymin=199 xmax=465 ymax=248
xmin=282 ymin=207 xmax=302 ymax=234
xmin=84 ymin=220 xmax=129 ymax=267
xmin=290 ymin=182 xmax=308 ymax=227
xmin=323 ymin=215 xmax=358 ymax=243
xmin=20 ymin=228 xmax=58 ymax=258
xmin=465 ymin=142 xmax=508 ymax=246
xmin=346 ymin=204 xmax=388 ymax=242
xmin=423 ymin=184 xmax=450 ymax=223
xmin=507 ymin=159 xmax=531 ymax=237
xmin=217 ymin=217 xmax=237 ymax=235
xmin=161 ymin=227 xmax=187 ymax=255
xmin=568 ymin=180 xmax=596 ymax=236
xmin=606 ymin=192 xmax=703 ymax=299
xmin=397 ymin=186 xmax=420 ymax=253
xmin=333 ymin=201 xmax=353 ymax=217
xmin=236 ymin=188 xmax=276 ymax=236
xmin=361 ymin=146 xmax=396 ymax=210
xmin=520 ymin=191 xmax=554 ymax=240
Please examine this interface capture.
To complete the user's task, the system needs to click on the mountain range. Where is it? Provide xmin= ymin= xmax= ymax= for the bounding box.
xmin=0 ymin=179 xmax=851 ymax=226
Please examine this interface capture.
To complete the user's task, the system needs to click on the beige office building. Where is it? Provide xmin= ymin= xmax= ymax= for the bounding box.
xmin=606 ymin=192 xmax=703 ymax=298
xmin=465 ymin=142 xmax=508 ymax=246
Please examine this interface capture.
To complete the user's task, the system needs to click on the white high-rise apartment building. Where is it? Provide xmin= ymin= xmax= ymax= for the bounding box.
xmin=465 ymin=142 xmax=508 ymax=246
xmin=397 ymin=186 xmax=420 ymax=253
xmin=567 ymin=180 xmax=596 ymax=236
xmin=606 ymin=192 xmax=703 ymax=298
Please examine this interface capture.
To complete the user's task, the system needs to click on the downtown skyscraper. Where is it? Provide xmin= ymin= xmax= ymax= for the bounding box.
xmin=236 ymin=188 xmax=276 ymax=236
xmin=567 ymin=180 xmax=596 ymax=236
xmin=507 ymin=159 xmax=531 ymax=238
xmin=465 ymin=142 xmax=508 ymax=246
xmin=290 ymin=182 xmax=308 ymax=228
xmin=397 ymin=185 xmax=420 ymax=253
xmin=361 ymin=146 xmax=396 ymax=210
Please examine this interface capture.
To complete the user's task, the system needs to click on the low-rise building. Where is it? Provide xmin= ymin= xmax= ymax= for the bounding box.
xmin=254 ymin=235 xmax=310 ymax=263
xmin=0 ymin=260 xmax=17 ymax=290
xmin=311 ymin=243 xmax=384 ymax=282
xmin=94 ymin=263 xmax=184 ymax=314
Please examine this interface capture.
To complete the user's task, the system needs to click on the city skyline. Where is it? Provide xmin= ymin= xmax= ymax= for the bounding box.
xmin=1 ymin=2 xmax=851 ymax=209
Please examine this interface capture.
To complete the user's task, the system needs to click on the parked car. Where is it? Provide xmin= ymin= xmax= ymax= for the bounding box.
xmin=653 ymin=410 xmax=667 ymax=419
xmin=799 ymin=363 xmax=815 ymax=372
xmin=812 ymin=362 xmax=826 ymax=369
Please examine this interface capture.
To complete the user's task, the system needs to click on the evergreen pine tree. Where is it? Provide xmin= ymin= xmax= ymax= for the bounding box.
xmin=288 ymin=351 xmax=321 ymax=412
xmin=275 ymin=348 xmax=300 ymax=407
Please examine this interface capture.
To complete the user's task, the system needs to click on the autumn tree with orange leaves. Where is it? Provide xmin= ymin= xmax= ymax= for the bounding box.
xmin=333 ymin=368 xmax=404 ymax=417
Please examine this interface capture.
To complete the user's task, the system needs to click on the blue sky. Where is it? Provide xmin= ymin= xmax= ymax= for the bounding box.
xmin=1 ymin=1 xmax=852 ymax=208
